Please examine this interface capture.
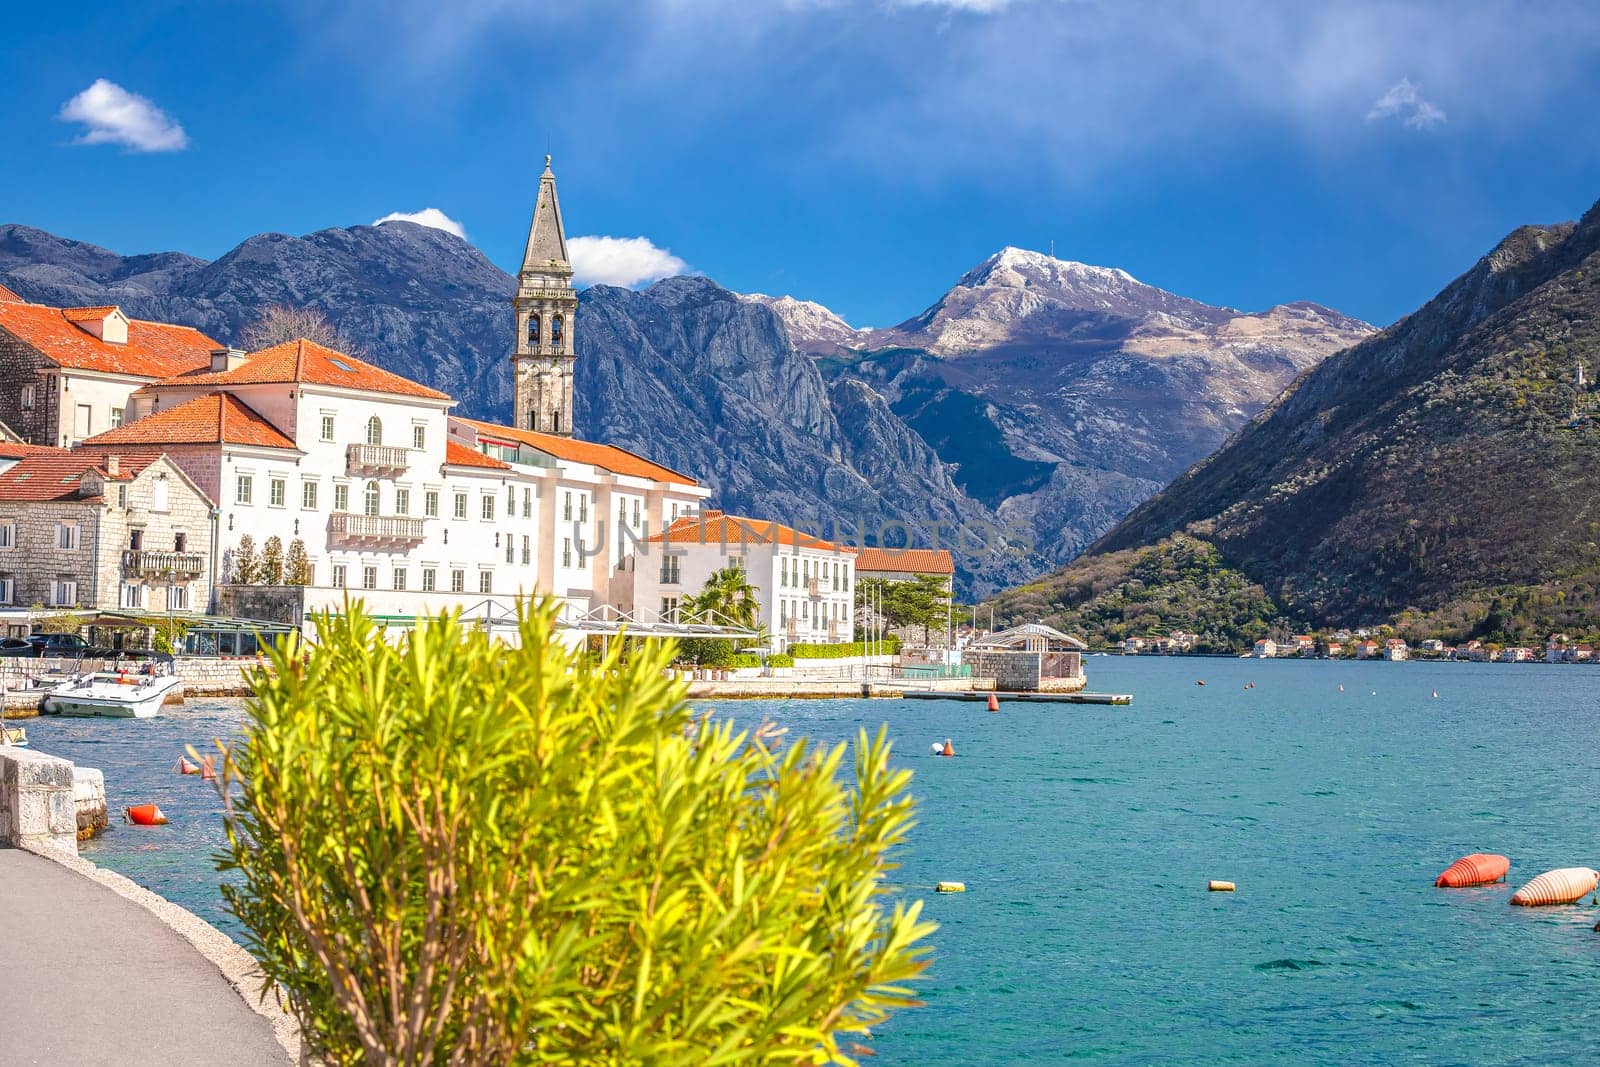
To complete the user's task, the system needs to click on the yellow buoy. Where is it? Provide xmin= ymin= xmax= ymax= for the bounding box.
xmin=1208 ymin=880 xmax=1236 ymax=892
xmin=936 ymin=881 xmax=967 ymax=893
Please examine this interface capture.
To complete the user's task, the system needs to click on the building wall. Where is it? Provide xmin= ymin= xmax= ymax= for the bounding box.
xmin=0 ymin=500 xmax=101 ymax=609
xmin=97 ymin=458 xmax=216 ymax=613
xmin=0 ymin=332 xmax=55 ymax=445
xmin=57 ymin=371 xmax=152 ymax=447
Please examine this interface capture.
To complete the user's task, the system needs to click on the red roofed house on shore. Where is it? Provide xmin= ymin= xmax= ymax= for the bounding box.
xmin=851 ymin=546 xmax=956 ymax=649
xmin=0 ymin=288 xmax=224 ymax=448
xmin=0 ymin=448 xmax=214 ymax=612
xmin=629 ymin=510 xmax=853 ymax=651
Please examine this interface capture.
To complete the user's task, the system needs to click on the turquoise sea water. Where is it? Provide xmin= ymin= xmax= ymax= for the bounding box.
xmin=23 ymin=656 xmax=1600 ymax=1063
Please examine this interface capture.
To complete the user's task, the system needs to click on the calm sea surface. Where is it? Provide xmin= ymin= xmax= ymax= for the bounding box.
xmin=23 ymin=656 xmax=1600 ymax=1064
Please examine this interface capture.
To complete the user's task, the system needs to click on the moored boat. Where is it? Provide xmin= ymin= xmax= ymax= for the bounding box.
xmin=41 ymin=656 xmax=179 ymax=719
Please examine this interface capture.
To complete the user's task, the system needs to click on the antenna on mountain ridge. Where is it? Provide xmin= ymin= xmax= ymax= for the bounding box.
xmin=1050 ymin=239 xmax=1055 ymax=260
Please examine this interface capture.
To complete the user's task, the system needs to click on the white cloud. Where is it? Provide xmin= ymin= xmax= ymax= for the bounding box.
xmin=568 ymin=235 xmax=688 ymax=288
xmin=1367 ymin=77 xmax=1447 ymax=130
xmin=373 ymin=207 xmax=468 ymax=239
xmin=58 ymin=79 xmax=188 ymax=152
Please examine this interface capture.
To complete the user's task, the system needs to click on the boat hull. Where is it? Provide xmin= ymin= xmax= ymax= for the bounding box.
xmin=42 ymin=676 xmax=179 ymax=719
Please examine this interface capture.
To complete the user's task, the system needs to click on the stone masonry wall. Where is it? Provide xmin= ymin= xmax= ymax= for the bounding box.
xmin=961 ymin=649 xmax=1043 ymax=691
xmin=0 ymin=747 xmax=78 ymax=854
xmin=0 ymin=329 xmax=57 ymax=446
xmin=0 ymin=500 xmax=100 ymax=609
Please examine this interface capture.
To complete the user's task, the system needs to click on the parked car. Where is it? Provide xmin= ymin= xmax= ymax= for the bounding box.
xmin=0 ymin=637 xmax=36 ymax=657
xmin=25 ymin=633 xmax=91 ymax=657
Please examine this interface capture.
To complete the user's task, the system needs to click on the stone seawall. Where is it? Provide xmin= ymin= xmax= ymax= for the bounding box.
xmin=0 ymin=747 xmax=78 ymax=853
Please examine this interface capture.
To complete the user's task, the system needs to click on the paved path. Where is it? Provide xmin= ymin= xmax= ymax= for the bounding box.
xmin=0 ymin=847 xmax=290 ymax=1066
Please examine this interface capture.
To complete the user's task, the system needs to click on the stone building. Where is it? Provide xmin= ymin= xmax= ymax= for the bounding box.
xmin=511 ymin=156 xmax=579 ymax=436
xmin=0 ymin=291 xmax=221 ymax=448
xmin=0 ymin=450 xmax=215 ymax=611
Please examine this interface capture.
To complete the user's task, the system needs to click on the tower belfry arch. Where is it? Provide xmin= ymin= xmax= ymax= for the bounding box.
xmin=512 ymin=155 xmax=578 ymax=436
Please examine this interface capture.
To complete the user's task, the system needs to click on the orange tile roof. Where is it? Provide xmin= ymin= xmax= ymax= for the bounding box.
xmin=167 ymin=338 xmax=451 ymax=401
xmin=444 ymin=439 xmax=511 ymax=470
xmin=649 ymin=511 xmax=839 ymax=551
xmin=0 ymin=441 xmax=65 ymax=460
xmin=458 ymin=418 xmax=699 ymax=486
xmin=851 ymin=547 xmax=955 ymax=576
xmin=0 ymin=451 xmax=159 ymax=502
xmin=83 ymin=393 xmax=297 ymax=450
xmin=60 ymin=305 xmax=119 ymax=322
xmin=0 ymin=300 xmax=221 ymax=378
xmin=0 ymin=282 xmax=22 ymax=303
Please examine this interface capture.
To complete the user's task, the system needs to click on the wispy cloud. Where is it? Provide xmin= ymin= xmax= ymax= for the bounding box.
xmin=1367 ymin=78 xmax=1447 ymax=130
xmin=568 ymin=235 xmax=688 ymax=288
xmin=373 ymin=208 xmax=468 ymax=239
xmin=57 ymin=79 xmax=189 ymax=152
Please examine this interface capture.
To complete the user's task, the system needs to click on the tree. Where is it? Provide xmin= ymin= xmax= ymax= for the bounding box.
xmin=237 ymin=304 xmax=357 ymax=354
xmin=283 ymin=539 xmax=310 ymax=585
xmin=231 ymin=535 xmax=261 ymax=585
xmin=856 ymin=575 xmax=952 ymax=643
xmin=261 ymin=536 xmax=284 ymax=585
xmin=208 ymin=599 xmax=932 ymax=1065
xmin=685 ymin=564 xmax=761 ymax=628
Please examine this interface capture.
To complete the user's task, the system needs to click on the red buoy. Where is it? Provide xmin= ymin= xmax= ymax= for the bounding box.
xmin=987 ymin=692 xmax=1000 ymax=713
xmin=1434 ymin=853 xmax=1510 ymax=888
xmin=941 ymin=739 xmax=955 ymax=757
xmin=124 ymin=804 xmax=168 ymax=826
xmin=175 ymin=756 xmax=202 ymax=776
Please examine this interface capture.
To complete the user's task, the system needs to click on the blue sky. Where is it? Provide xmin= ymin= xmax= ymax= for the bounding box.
xmin=2 ymin=1 xmax=1599 ymax=328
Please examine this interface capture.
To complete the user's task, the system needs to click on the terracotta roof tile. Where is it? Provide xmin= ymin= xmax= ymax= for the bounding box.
xmin=444 ymin=439 xmax=511 ymax=470
xmin=458 ymin=418 xmax=698 ymax=486
xmin=83 ymin=393 xmax=297 ymax=450
xmin=0 ymin=451 xmax=159 ymax=502
xmin=0 ymin=282 xmax=22 ymax=303
xmin=649 ymin=511 xmax=839 ymax=551
xmin=60 ymin=305 xmax=120 ymax=321
xmin=0 ymin=301 xmax=221 ymax=378
xmin=851 ymin=547 xmax=955 ymax=576
xmin=168 ymin=338 xmax=451 ymax=401
xmin=0 ymin=441 xmax=66 ymax=460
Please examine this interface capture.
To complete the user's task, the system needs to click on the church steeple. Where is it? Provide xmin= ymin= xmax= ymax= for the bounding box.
xmin=512 ymin=155 xmax=578 ymax=436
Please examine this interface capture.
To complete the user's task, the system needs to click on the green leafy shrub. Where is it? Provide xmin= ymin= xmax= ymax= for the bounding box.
xmin=210 ymin=599 xmax=932 ymax=1065
xmin=768 ymin=653 xmax=795 ymax=667
xmin=789 ymin=638 xmax=900 ymax=659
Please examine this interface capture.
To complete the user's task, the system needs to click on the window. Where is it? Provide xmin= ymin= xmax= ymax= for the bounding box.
xmin=151 ymin=476 xmax=169 ymax=513
xmin=578 ymin=495 xmax=587 ymax=523
xmin=334 ymin=484 xmax=349 ymax=512
xmin=563 ymin=492 xmax=572 ymax=521
xmin=110 ymin=407 xmax=124 ymax=428
xmin=833 ymin=564 xmax=840 ymax=591
xmin=53 ymin=580 xmax=78 ymax=606
xmin=523 ymin=488 xmax=532 ymax=519
xmin=505 ymin=535 xmax=514 ymax=564
xmin=552 ymin=315 xmax=564 ymax=351
xmin=527 ymin=313 xmax=540 ymax=347
xmin=128 ymin=529 xmax=144 ymax=551
xmin=74 ymin=404 xmax=91 ymax=438
xmin=365 ymin=416 xmax=382 ymax=446
xmin=0 ymin=577 xmax=13 ymax=604
xmin=320 ymin=414 xmax=335 ymax=442
xmin=121 ymin=583 xmax=146 ymax=609
xmin=521 ymin=535 xmax=530 ymax=565
xmin=422 ymin=568 xmax=436 ymax=592
xmin=363 ymin=481 xmax=380 ymax=517
xmin=20 ymin=385 xmax=34 ymax=411
xmin=394 ymin=488 xmax=410 ymax=516
xmin=362 ymin=566 xmax=377 ymax=590
xmin=481 ymin=496 xmax=495 ymax=520
xmin=302 ymin=481 xmax=318 ymax=509
xmin=660 ymin=555 xmax=680 ymax=584
xmin=236 ymin=475 xmax=253 ymax=505
xmin=660 ymin=597 xmax=679 ymax=623
xmin=506 ymin=485 xmax=515 ymax=512
xmin=332 ymin=564 xmax=347 ymax=589
xmin=551 ymin=409 xmax=562 ymax=434
xmin=453 ymin=493 xmax=468 ymax=519
xmin=269 ymin=478 xmax=286 ymax=507
xmin=632 ymin=499 xmax=641 ymax=526
xmin=174 ymin=532 xmax=187 ymax=552
xmin=424 ymin=490 xmax=439 ymax=518
xmin=393 ymin=567 xmax=407 ymax=591
xmin=169 ymin=585 xmax=188 ymax=610
xmin=479 ymin=571 xmax=492 ymax=594
xmin=562 ymin=537 xmax=572 ymax=568
xmin=0 ymin=523 xmax=14 ymax=549
xmin=57 ymin=524 xmax=80 ymax=551
xmin=450 ymin=569 xmax=465 ymax=593
xmin=117 ymin=484 xmax=127 ymax=509
xmin=412 ymin=425 xmax=426 ymax=450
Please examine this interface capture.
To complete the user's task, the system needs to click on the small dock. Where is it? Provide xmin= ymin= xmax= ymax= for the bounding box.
xmin=901 ymin=690 xmax=1133 ymax=705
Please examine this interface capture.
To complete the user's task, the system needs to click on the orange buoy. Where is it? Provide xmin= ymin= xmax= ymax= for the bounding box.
xmin=124 ymin=804 xmax=168 ymax=826
xmin=987 ymin=692 xmax=999 ymax=713
xmin=941 ymin=738 xmax=955 ymax=758
xmin=1509 ymin=867 xmax=1599 ymax=906
xmin=175 ymin=756 xmax=202 ymax=776
xmin=1196 ymin=680 xmax=1205 ymax=686
xmin=1434 ymin=853 xmax=1510 ymax=888
xmin=200 ymin=756 xmax=217 ymax=782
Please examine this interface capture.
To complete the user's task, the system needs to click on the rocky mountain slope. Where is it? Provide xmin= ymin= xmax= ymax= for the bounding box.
xmin=995 ymin=199 xmax=1600 ymax=643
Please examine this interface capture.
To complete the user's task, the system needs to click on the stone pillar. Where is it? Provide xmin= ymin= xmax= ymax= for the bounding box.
xmin=0 ymin=748 xmax=79 ymax=855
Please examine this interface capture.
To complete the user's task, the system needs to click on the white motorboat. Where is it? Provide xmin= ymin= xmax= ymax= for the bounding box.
xmin=41 ymin=658 xmax=179 ymax=719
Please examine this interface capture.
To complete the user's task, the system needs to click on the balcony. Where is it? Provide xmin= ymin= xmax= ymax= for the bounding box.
xmin=808 ymin=577 xmax=821 ymax=598
xmin=330 ymin=512 xmax=427 ymax=545
xmin=659 ymin=566 xmax=681 ymax=585
xmin=346 ymin=443 xmax=409 ymax=475
xmin=122 ymin=549 xmax=205 ymax=578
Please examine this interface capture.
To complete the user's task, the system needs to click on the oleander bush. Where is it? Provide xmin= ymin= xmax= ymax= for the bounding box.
xmin=210 ymin=598 xmax=932 ymax=1066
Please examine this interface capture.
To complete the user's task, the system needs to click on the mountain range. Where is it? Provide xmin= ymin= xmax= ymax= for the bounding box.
xmin=0 ymin=223 xmax=1371 ymax=597
xmin=993 ymin=197 xmax=1600 ymax=645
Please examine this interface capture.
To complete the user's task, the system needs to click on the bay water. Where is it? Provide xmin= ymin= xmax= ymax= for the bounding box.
xmin=23 ymin=656 xmax=1600 ymax=1063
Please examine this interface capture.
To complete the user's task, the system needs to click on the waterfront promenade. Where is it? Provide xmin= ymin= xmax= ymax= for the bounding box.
xmin=0 ymin=847 xmax=292 ymax=1065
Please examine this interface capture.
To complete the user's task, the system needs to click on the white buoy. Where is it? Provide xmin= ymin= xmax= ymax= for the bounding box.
xmin=931 ymin=742 xmax=944 ymax=756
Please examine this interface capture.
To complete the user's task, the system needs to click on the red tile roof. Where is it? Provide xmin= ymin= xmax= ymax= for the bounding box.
xmin=0 ymin=282 xmax=22 ymax=303
xmin=458 ymin=418 xmax=699 ymax=486
xmin=167 ymin=338 xmax=450 ymax=401
xmin=649 ymin=510 xmax=838 ymax=551
xmin=0 ymin=441 xmax=64 ymax=461
xmin=0 ymin=451 xmax=160 ymax=502
xmin=851 ymin=547 xmax=955 ymax=576
xmin=82 ymin=393 xmax=297 ymax=450
xmin=0 ymin=301 xmax=220 ymax=378
xmin=60 ymin=305 xmax=120 ymax=322
xmin=444 ymin=439 xmax=511 ymax=470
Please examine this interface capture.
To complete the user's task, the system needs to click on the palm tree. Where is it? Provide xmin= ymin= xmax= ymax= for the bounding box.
xmin=686 ymin=566 xmax=760 ymax=629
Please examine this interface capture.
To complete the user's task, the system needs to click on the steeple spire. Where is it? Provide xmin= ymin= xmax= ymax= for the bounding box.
xmin=511 ymin=156 xmax=579 ymax=436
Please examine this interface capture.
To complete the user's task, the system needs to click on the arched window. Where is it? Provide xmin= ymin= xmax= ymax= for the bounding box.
xmin=365 ymin=416 xmax=382 ymax=446
xmin=551 ymin=408 xmax=562 ymax=434
xmin=527 ymin=313 xmax=541 ymax=347
xmin=551 ymin=315 xmax=564 ymax=351
xmin=527 ymin=409 xmax=538 ymax=431
xmin=363 ymin=481 xmax=380 ymax=516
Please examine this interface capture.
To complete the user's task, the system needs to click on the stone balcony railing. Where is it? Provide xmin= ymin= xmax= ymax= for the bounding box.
xmin=122 ymin=549 xmax=205 ymax=578
xmin=346 ymin=443 xmax=409 ymax=475
xmin=329 ymin=512 xmax=427 ymax=545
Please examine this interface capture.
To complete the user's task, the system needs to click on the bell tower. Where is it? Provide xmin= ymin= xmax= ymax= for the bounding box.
xmin=512 ymin=155 xmax=578 ymax=435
